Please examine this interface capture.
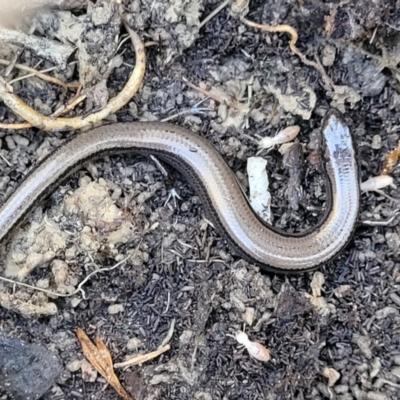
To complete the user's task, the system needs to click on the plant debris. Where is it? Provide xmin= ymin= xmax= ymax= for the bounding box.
xmin=76 ymin=328 xmax=133 ymax=400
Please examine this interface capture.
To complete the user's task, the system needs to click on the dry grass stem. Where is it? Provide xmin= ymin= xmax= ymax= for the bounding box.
xmin=114 ymin=344 xmax=170 ymax=369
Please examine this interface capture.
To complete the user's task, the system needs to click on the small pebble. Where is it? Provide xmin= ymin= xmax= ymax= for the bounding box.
xmin=70 ymin=297 xmax=82 ymax=308
xmin=81 ymin=359 xmax=97 ymax=382
xmin=66 ymin=359 xmax=83 ymax=372
xmin=127 ymin=338 xmax=142 ymax=350
xmin=356 ymin=363 xmax=369 ymax=373
xmin=86 ymin=163 xmax=98 ymax=179
xmin=179 ymin=330 xmax=193 ymax=345
xmin=334 ymin=285 xmax=352 ymax=298
xmin=353 ymin=334 xmax=372 ymax=359
xmin=335 ymin=384 xmax=349 ymax=394
xmin=371 ymin=135 xmax=382 ymax=150
xmin=352 ymin=386 xmax=367 ymax=400
xmin=393 ymin=355 xmax=400 ymax=365
xmin=321 ymin=44 xmax=336 ymax=66
xmin=242 ymin=307 xmax=255 ymax=326
xmin=108 ymin=304 xmax=124 ymax=314
xmin=36 ymin=278 xmax=50 ymax=289
xmin=337 ymin=394 xmax=353 ymax=400
xmin=375 ymin=306 xmax=399 ymax=319
xmin=389 ymin=292 xmax=400 ymax=306
xmin=128 ymin=101 xmax=138 ymax=117
xmin=0 ymin=336 xmax=62 ymax=400
xmin=5 ymin=136 xmax=16 ymax=150
xmin=370 ymin=358 xmax=381 ymax=378
xmin=12 ymin=134 xmax=29 ymax=147
xmin=390 ymin=366 xmax=400 ymax=380
xmin=323 ymin=367 xmax=340 ymax=387
xmin=0 ymin=175 xmax=10 ymax=190
xmin=372 ymin=378 xmax=385 ymax=389
xmin=366 ymin=391 xmax=388 ymax=400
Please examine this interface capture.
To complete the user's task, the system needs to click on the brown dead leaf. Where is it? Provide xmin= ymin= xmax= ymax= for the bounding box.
xmin=76 ymin=328 xmax=134 ymax=400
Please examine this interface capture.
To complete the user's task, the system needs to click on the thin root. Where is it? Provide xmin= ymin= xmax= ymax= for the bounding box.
xmin=0 ymin=254 xmax=132 ymax=300
xmin=241 ymin=17 xmax=334 ymax=90
xmin=0 ymin=27 xmax=146 ymax=132
xmin=51 ymin=94 xmax=87 ymax=118
xmin=199 ymin=0 xmax=231 ymax=28
xmin=0 ymin=94 xmax=87 ymax=130
xmin=0 ymin=122 xmax=33 ymax=130
xmin=0 ymin=59 xmax=80 ymax=90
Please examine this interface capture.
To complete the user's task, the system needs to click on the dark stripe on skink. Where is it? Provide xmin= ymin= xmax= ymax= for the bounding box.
xmin=0 ymin=110 xmax=359 ymax=273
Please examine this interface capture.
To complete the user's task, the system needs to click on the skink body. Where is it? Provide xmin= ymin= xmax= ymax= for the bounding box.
xmin=0 ymin=111 xmax=359 ymax=273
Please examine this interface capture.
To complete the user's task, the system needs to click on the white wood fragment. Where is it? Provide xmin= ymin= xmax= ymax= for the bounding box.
xmin=247 ymin=156 xmax=272 ymax=224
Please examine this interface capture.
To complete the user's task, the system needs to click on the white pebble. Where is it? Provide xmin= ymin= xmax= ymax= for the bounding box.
xmin=12 ymin=134 xmax=30 ymax=147
xmin=108 ymin=304 xmax=124 ymax=314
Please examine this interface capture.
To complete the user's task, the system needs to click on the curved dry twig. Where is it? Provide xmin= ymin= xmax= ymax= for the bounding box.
xmin=241 ymin=17 xmax=334 ymax=90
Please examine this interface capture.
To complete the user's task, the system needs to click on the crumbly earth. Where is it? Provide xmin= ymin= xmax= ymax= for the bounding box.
xmin=1 ymin=0 xmax=400 ymax=399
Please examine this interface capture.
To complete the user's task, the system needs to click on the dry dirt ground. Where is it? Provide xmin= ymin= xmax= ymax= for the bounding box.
xmin=1 ymin=0 xmax=400 ymax=399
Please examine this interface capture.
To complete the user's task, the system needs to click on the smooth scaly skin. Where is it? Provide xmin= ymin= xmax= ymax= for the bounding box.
xmin=0 ymin=111 xmax=359 ymax=273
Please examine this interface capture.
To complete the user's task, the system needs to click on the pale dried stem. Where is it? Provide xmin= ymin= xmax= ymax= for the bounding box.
xmin=114 ymin=345 xmax=170 ymax=369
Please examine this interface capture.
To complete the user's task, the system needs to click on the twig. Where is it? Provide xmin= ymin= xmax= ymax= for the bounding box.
xmin=182 ymin=76 xmax=246 ymax=112
xmin=362 ymin=209 xmax=400 ymax=226
xmin=4 ymin=48 xmax=23 ymax=77
xmin=114 ymin=344 xmax=170 ymax=369
xmin=375 ymin=189 xmax=400 ymax=204
xmin=158 ymin=318 xmax=176 ymax=349
xmin=51 ymin=94 xmax=87 ymax=118
xmin=199 ymin=0 xmax=231 ymax=28
xmin=0 ymin=27 xmax=145 ymax=131
xmin=8 ymin=66 xmax=55 ymax=85
xmin=0 ymin=152 xmax=11 ymax=166
xmin=241 ymin=18 xmax=299 ymax=50
xmin=182 ymin=77 xmax=220 ymax=103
